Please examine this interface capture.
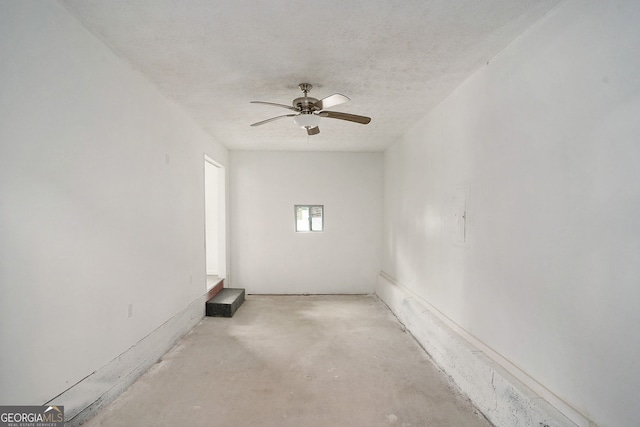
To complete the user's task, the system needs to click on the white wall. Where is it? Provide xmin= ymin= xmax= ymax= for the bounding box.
xmin=230 ymin=151 xmax=382 ymax=294
xmin=0 ymin=0 xmax=228 ymax=411
xmin=381 ymin=1 xmax=640 ymax=426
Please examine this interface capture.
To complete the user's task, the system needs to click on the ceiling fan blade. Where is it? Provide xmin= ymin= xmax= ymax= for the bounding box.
xmin=313 ymin=93 xmax=350 ymax=110
xmin=318 ymin=111 xmax=371 ymax=124
xmin=250 ymin=114 xmax=297 ymax=127
xmin=307 ymin=126 xmax=320 ymax=136
xmin=250 ymin=101 xmax=299 ymax=112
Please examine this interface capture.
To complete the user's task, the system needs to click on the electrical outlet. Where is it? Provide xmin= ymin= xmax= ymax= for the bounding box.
xmin=128 ymin=303 xmax=133 ymax=318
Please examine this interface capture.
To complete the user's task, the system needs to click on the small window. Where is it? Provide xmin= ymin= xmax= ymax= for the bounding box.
xmin=295 ymin=205 xmax=323 ymax=232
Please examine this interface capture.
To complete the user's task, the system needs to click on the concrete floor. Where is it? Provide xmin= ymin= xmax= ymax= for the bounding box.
xmin=82 ymin=295 xmax=492 ymax=427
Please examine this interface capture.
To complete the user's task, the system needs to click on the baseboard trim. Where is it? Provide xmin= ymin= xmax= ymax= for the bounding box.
xmin=376 ymin=273 xmax=593 ymax=427
xmin=47 ymin=293 xmax=208 ymax=426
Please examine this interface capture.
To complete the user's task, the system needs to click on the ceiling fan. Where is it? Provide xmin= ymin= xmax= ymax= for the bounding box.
xmin=250 ymin=83 xmax=371 ymax=136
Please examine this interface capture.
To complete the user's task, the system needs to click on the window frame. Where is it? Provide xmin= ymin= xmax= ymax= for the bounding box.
xmin=294 ymin=204 xmax=324 ymax=233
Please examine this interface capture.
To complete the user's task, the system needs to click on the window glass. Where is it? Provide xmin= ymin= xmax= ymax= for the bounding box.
xmin=296 ymin=206 xmax=310 ymax=232
xmin=295 ymin=205 xmax=323 ymax=232
xmin=310 ymin=206 xmax=323 ymax=231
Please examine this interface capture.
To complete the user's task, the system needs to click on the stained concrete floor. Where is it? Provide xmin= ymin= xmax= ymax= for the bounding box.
xmin=82 ymin=295 xmax=492 ymax=427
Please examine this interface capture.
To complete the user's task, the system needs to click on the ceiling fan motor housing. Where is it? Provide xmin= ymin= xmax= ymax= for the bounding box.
xmin=292 ymin=96 xmax=319 ymax=112
xmin=294 ymin=83 xmax=318 ymax=112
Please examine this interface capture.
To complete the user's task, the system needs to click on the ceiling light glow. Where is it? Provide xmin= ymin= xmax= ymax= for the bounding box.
xmin=293 ymin=114 xmax=320 ymax=129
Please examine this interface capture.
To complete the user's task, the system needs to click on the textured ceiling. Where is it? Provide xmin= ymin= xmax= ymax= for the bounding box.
xmin=59 ymin=0 xmax=560 ymax=152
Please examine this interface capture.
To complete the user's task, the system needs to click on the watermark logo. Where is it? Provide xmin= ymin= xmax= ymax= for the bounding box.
xmin=0 ymin=406 xmax=64 ymax=427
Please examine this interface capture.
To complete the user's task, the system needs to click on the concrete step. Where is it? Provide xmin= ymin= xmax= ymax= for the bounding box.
xmin=206 ymin=288 xmax=245 ymax=317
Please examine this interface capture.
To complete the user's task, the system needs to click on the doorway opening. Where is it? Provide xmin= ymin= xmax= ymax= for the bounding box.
xmin=204 ymin=155 xmax=226 ymax=290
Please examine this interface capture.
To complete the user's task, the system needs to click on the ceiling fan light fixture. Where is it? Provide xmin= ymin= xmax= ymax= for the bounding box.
xmin=293 ymin=113 xmax=320 ymax=129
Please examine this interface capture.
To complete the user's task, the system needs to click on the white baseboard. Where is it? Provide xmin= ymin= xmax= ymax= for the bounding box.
xmin=376 ymin=273 xmax=594 ymax=427
xmin=47 ymin=294 xmax=207 ymax=426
